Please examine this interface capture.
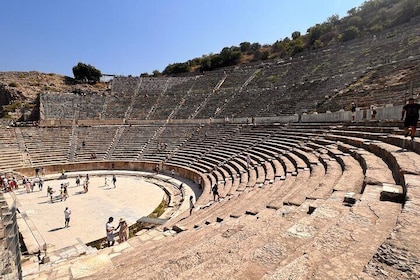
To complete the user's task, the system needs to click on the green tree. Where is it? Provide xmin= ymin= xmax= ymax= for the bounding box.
xmin=199 ymin=56 xmax=212 ymax=71
xmin=240 ymin=42 xmax=252 ymax=54
xmin=152 ymin=70 xmax=162 ymax=77
xmin=347 ymin=16 xmax=362 ymax=28
xmin=341 ymin=26 xmax=360 ymax=42
xmin=290 ymin=37 xmax=304 ymax=55
xmin=220 ymin=47 xmax=241 ymax=66
xmin=72 ymin=62 xmax=102 ymax=83
xmin=307 ymin=25 xmax=322 ymax=43
xmin=327 ymin=14 xmax=340 ymax=24
xmin=292 ymin=31 xmax=301 ymax=40
xmin=162 ymin=62 xmax=191 ymax=75
xmin=251 ymin=42 xmax=261 ymax=51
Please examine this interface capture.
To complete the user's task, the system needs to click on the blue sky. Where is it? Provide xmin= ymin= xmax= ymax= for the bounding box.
xmin=0 ymin=0 xmax=366 ymax=77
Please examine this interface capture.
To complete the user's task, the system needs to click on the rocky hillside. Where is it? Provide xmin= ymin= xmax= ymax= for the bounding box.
xmin=0 ymin=71 xmax=109 ymax=120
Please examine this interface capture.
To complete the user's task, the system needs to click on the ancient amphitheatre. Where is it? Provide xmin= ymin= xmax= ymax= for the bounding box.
xmin=1 ymin=6 xmax=420 ymax=280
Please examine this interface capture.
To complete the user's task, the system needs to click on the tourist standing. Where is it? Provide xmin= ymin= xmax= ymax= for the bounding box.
xmin=370 ymin=105 xmax=377 ymax=120
xmin=112 ymin=174 xmax=116 ymax=188
xmin=76 ymin=175 xmax=80 ymax=187
xmin=64 ymin=207 xmax=71 ymax=227
xmin=106 ymin=217 xmax=115 ymax=247
xmin=351 ymin=102 xmax=357 ymax=121
xmin=38 ymin=177 xmax=43 ymax=191
xmin=211 ymin=184 xmax=220 ymax=201
xmin=189 ymin=195 xmax=195 ymax=215
xmin=401 ymin=97 xmax=420 ymax=141
xmin=117 ymin=218 xmax=128 ymax=242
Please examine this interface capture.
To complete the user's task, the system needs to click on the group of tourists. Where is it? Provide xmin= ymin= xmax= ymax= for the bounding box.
xmin=60 ymin=209 xmax=130 ymax=245
xmin=1 ymin=176 xmax=18 ymax=192
xmin=106 ymin=216 xmax=129 ymax=246
xmin=47 ymin=182 xmax=69 ymax=203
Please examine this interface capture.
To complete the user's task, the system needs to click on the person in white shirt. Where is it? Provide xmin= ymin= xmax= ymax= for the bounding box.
xmin=64 ymin=207 xmax=71 ymax=227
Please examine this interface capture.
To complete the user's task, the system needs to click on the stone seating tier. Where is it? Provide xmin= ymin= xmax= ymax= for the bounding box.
xmin=4 ymin=118 xmax=420 ymax=279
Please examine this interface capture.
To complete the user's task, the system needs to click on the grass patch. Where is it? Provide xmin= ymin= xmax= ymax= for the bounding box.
xmin=148 ymin=199 xmax=168 ymax=218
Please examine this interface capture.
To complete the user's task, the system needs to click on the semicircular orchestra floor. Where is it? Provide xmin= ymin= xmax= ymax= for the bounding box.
xmin=5 ymin=170 xmax=166 ymax=253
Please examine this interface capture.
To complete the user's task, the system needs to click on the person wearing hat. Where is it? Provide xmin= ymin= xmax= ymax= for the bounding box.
xmin=116 ymin=218 xmax=128 ymax=242
xmin=401 ymin=97 xmax=420 ymax=141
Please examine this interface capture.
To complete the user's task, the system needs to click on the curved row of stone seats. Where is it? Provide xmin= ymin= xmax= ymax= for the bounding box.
xmin=129 ymin=78 xmax=170 ymax=119
xmin=303 ymin=139 xmax=366 ymax=195
xmin=140 ymin=124 xmax=199 ymax=160
xmin=280 ymin=121 xmax=419 ymax=277
xmin=196 ymin=89 xmax=232 ymax=119
xmin=110 ymin=76 xmax=140 ymax=95
xmin=332 ymin=141 xmax=397 ymax=190
xmin=282 ymin=123 xmax=395 ymax=200
xmin=0 ymin=128 xmax=25 ymax=171
xmin=173 ymin=73 xmax=226 ymax=119
xmin=165 ymin=141 xmax=329 ymax=233
xmin=162 ymin=132 xmax=294 ymax=227
xmin=145 ymin=77 xmax=197 ymax=120
xmin=107 ymin=125 xmax=155 ymax=160
xmin=104 ymin=77 xmax=141 ymax=119
xmin=171 ymin=124 xmax=404 ymax=277
xmin=289 ymin=130 xmax=406 ymax=277
xmin=323 ymin=131 xmax=417 ymax=187
xmin=16 ymin=123 xmax=414 ymax=279
xmin=165 ymin=159 xmax=289 ymax=229
xmin=274 ymin=125 xmax=395 ymax=204
xmin=19 ymin=127 xmax=72 ymax=166
xmin=250 ymin=144 xmax=287 ymax=181
xmin=166 ymin=124 xmax=243 ymax=167
xmin=284 ymin=122 xmax=402 ymax=189
xmin=70 ymin=178 xmax=398 ymax=280
xmin=187 ymin=71 xmax=227 ymax=118
xmin=328 ymin=121 xmax=420 ymax=154
xmin=164 ymin=128 xmax=334 ymax=229
xmin=216 ymin=87 xmax=260 ymax=118
xmin=268 ymin=152 xmax=324 ymax=206
xmin=217 ymin=66 xmax=255 ymax=89
xmin=72 ymin=126 xmax=117 ymax=162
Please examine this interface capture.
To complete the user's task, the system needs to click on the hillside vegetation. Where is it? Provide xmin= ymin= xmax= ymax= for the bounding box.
xmin=159 ymin=0 xmax=420 ymax=75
